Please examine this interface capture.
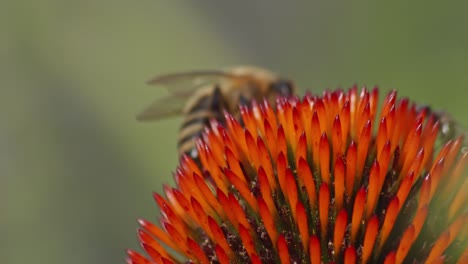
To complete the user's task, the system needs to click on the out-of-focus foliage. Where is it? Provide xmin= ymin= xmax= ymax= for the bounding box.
xmin=1 ymin=1 xmax=466 ymax=263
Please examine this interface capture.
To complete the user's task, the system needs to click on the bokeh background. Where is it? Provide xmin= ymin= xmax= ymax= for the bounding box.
xmin=2 ymin=1 xmax=467 ymax=263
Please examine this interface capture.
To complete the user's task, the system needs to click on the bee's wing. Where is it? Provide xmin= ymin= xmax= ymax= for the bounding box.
xmin=146 ymin=70 xmax=237 ymax=96
xmin=136 ymin=94 xmax=189 ymax=121
xmin=137 ymin=70 xmax=238 ymax=121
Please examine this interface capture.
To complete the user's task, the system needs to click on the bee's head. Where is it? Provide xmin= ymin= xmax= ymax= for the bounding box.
xmin=270 ymin=79 xmax=295 ymax=97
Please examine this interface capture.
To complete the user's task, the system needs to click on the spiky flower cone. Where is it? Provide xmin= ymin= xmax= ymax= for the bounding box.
xmin=127 ymin=87 xmax=467 ymax=264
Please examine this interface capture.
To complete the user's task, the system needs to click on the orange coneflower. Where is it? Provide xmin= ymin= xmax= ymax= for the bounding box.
xmin=127 ymin=87 xmax=467 ymax=264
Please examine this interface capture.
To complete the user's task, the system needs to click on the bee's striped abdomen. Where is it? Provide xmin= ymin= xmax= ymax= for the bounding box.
xmin=177 ymin=88 xmax=224 ymax=157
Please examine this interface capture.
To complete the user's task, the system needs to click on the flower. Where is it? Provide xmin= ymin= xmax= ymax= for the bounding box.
xmin=127 ymin=87 xmax=467 ymax=264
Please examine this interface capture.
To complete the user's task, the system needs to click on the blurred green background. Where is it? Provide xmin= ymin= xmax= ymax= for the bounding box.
xmin=2 ymin=1 xmax=467 ymax=263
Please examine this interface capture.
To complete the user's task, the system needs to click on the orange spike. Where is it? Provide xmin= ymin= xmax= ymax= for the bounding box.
xmin=376 ymin=118 xmax=388 ymax=158
xmin=334 ymin=209 xmax=348 ymax=256
xmin=296 ymin=132 xmax=308 ymax=165
xmin=171 ymin=188 xmax=197 ymax=224
xmin=263 ymin=99 xmax=278 ymax=129
xmin=258 ymin=167 xmax=277 ymax=217
xmin=225 ymin=147 xmax=242 ymax=179
xmin=319 ymin=183 xmax=330 ymax=238
xmin=138 ymin=230 xmax=172 ymax=260
xmin=350 ymin=188 xmax=366 ymax=243
xmin=297 ymin=157 xmax=317 ymax=209
xmin=250 ymin=100 xmax=265 ymax=135
xmin=418 ymin=177 xmax=431 ymax=210
xmin=277 ymin=152 xmax=288 ymax=195
xmin=385 ymin=106 xmax=396 ymax=151
xmin=356 ymin=120 xmax=372 ymax=180
xmin=379 ymin=90 xmax=397 ymax=120
xmin=293 ymin=106 xmax=304 ymax=140
xmin=297 ymin=202 xmax=310 ymax=250
xmin=383 ymin=251 xmax=396 ymax=264
xmin=189 ymin=198 xmax=213 ymax=238
xmin=391 ymin=98 xmax=409 ymax=148
xmin=240 ymin=105 xmax=258 ymax=140
xmin=204 ymin=147 xmax=229 ymax=193
xmin=215 ymin=245 xmax=229 ymax=264
xmin=396 ymin=172 xmax=414 ymax=211
xmin=286 ymin=169 xmax=299 ymax=220
xmin=277 ymin=126 xmax=288 ymax=160
xmin=334 ymin=156 xmax=345 ymax=211
xmin=346 ymin=141 xmax=357 ymax=197
xmin=278 ymin=235 xmax=290 ymax=263
xmin=158 ymin=204 xmax=188 ymax=240
xmin=258 ymin=197 xmax=278 ymax=244
xmin=138 ymin=219 xmax=177 ymax=252
xmin=425 ymin=231 xmax=450 ymax=264
xmin=395 ymin=225 xmax=415 ymax=263
xmin=239 ymin=224 xmax=256 ymax=260
xmin=421 ymin=120 xmax=440 ymax=170
xmin=217 ymin=189 xmax=238 ymax=228
xmin=366 ymin=161 xmax=380 ymax=218
xmin=245 ymin=130 xmax=260 ymax=168
xmin=315 ymin=99 xmax=328 ymax=133
xmin=204 ymin=129 xmax=226 ymax=168
xmin=224 ymin=168 xmax=257 ymax=212
xmin=257 ymin=137 xmax=275 ymax=189
xmin=348 ymin=87 xmax=358 ymax=137
xmin=221 ymin=128 xmax=239 ymax=159
xmin=127 ymin=249 xmax=151 ymax=264
xmin=228 ymin=193 xmax=250 ymax=230
xmin=340 ymin=101 xmax=351 ymax=147
xmin=377 ymin=141 xmax=391 ymax=194
xmin=379 ymin=197 xmax=400 ymax=250
xmin=179 ymin=155 xmax=202 ymax=180
xmin=187 ymin=238 xmax=210 ymax=264
xmin=300 ymin=100 xmax=314 ymax=151
xmin=344 ymin=246 xmax=357 ymax=264
xmin=412 ymin=206 xmax=428 ymax=239
xmin=311 ymin=112 xmax=322 ymax=167
xmin=163 ymin=222 xmax=189 ymax=255
xmin=332 ymin=115 xmax=343 ymax=160
xmin=309 ymin=235 xmax=321 ymax=264
xmin=357 ymin=102 xmax=371 ymax=142
xmin=276 ymin=99 xmax=288 ymax=134
xmin=264 ymin=119 xmax=278 ymax=159
xmin=400 ymin=124 xmax=423 ymax=179
xmin=164 ymin=187 xmax=189 ymax=223
xmin=142 ymin=243 xmax=163 ymax=263
xmin=225 ymin=113 xmax=248 ymax=156
xmin=193 ymin=173 xmax=224 ymax=218
xmin=208 ymin=217 xmax=232 ymax=257
xmin=251 ymin=254 xmax=262 ymax=264
xmin=319 ymin=133 xmax=331 ymax=184
xmin=362 ymin=215 xmax=379 ymax=264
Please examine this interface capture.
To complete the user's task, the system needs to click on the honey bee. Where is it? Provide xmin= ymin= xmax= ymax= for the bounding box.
xmin=137 ymin=66 xmax=295 ymax=158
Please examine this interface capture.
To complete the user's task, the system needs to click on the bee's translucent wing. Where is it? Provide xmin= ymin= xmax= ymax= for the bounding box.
xmin=146 ymin=70 xmax=237 ymax=96
xmin=138 ymin=70 xmax=239 ymax=121
xmin=136 ymin=94 xmax=189 ymax=121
